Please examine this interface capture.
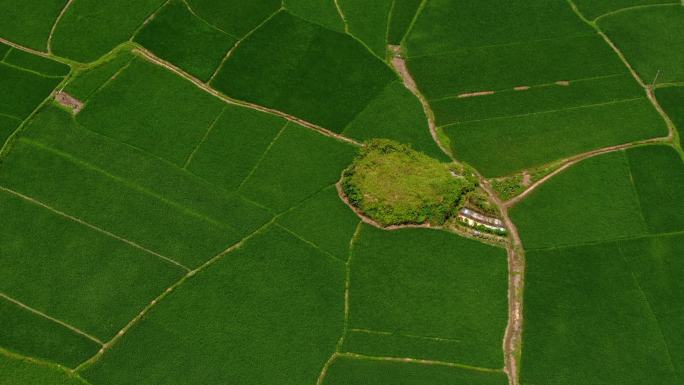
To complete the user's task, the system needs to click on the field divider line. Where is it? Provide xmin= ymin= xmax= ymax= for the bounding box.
xmin=439 ymin=97 xmax=645 ymax=128
xmin=0 ymin=47 xmax=11 ymax=61
xmin=384 ymin=0 xmax=396 ymax=46
xmin=237 ymin=121 xmax=288 ymax=191
xmin=336 ymin=220 xmax=363 ymax=353
xmin=398 ymin=0 xmax=428 ymax=46
xmin=0 ymin=293 xmax=103 ymax=345
xmin=567 ymin=0 xmax=679 ymax=142
xmin=133 ymin=47 xmax=361 ymax=146
xmin=73 ymin=217 xmax=277 ymax=373
xmin=624 ymin=152 xmax=651 ymax=231
xmin=275 ymin=223 xmax=345 ymax=263
xmin=333 ymin=0 xmax=350 ymax=33
xmin=617 ymin=244 xmax=680 ymax=381
xmin=406 ymin=32 xmax=596 ymax=60
xmin=181 ymin=0 xmax=238 ymax=39
xmin=80 ymin=58 xmax=134 ymax=105
xmin=593 ymin=2 xmax=680 ymax=22
xmin=67 ymin=116 xmax=249 ymax=211
xmin=348 ymin=328 xmax=462 ymax=343
xmin=0 ymin=186 xmax=190 ymax=272
xmin=0 ymin=112 xmax=22 ymax=122
xmin=47 ymin=0 xmax=76 ymax=53
xmin=316 ymin=352 xmax=338 ymax=385
xmin=182 ymin=106 xmax=226 ymax=169
xmin=129 ymin=0 xmax=173 ymax=42
xmin=338 ymin=352 xmax=503 ymax=373
xmin=22 ymin=138 xmax=238 ymax=234
xmin=0 ymin=74 xmax=73 ymax=159
xmin=0 ymin=347 xmax=88 ymax=381
xmin=526 ymin=229 xmax=684 ymax=253
xmin=314 ymin=218 xmax=362 ymax=385
xmin=0 ymin=60 xmax=64 ymax=79
xmin=207 ymin=7 xmax=284 ymax=83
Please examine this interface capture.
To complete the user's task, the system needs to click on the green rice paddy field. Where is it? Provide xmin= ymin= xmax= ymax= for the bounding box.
xmin=0 ymin=1 xmax=682 ymax=384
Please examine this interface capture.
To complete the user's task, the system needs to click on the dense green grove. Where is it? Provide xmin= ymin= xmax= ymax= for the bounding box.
xmin=342 ymin=140 xmax=475 ymax=226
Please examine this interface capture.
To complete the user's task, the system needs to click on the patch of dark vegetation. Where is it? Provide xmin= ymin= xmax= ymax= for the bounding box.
xmin=490 ymin=161 xmax=562 ymax=201
xmin=342 ymin=139 xmax=476 ymax=226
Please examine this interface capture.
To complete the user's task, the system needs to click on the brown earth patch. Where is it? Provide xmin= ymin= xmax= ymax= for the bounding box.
xmin=54 ymin=91 xmax=84 ymax=114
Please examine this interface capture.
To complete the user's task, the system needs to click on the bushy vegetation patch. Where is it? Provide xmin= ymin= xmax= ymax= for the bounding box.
xmin=342 ymin=140 xmax=475 ymax=226
xmin=490 ymin=161 xmax=562 ymax=201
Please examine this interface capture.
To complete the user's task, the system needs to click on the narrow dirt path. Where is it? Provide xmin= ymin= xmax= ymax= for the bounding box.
xmin=134 ymin=48 xmax=361 ymax=147
xmin=389 ymin=44 xmax=524 ymax=385
xmin=47 ymin=0 xmax=75 ymax=53
xmin=388 ymin=45 xmax=453 ymax=158
xmin=0 ymin=37 xmax=51 ymax=59
xmin=505 ymin=136 xmax=668 ymax=208
xmin=479 ymin=179 xmax=525 ymax=385
xmin=567 ymin=0 xmax=678 ymax=141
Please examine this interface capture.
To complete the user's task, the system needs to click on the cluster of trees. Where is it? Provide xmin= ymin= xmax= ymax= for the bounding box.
xmin=342 ymin=139 xmax=476 ymax=226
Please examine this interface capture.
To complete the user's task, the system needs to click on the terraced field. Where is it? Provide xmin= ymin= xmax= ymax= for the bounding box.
xmin=0 ymin=1 xmax=682 ymax=385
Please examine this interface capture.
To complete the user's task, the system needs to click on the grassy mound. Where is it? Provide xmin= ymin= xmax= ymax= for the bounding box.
xmin=342 ymin=140 xmax=475 ymax=226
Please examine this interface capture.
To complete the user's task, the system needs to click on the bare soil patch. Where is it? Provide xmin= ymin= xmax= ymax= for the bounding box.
xmin=54 ymin=91 xmax=84 ymax=114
